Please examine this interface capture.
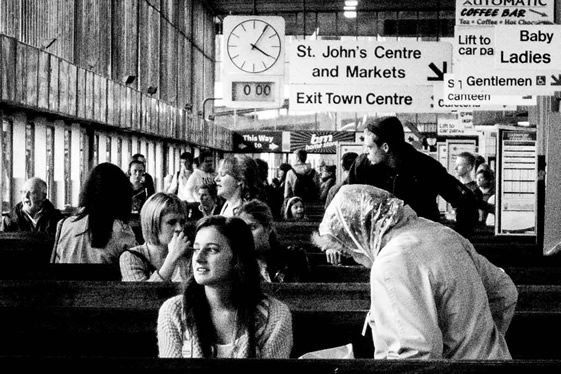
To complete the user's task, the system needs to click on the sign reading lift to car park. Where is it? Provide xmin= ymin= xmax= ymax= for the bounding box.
xmin=446 ymin=25 xmax=561 ymax=96
xmin=288 ymin=40 xmax=451 ymax=112
xmin=456 ymin=0 xmax=554 ymax=26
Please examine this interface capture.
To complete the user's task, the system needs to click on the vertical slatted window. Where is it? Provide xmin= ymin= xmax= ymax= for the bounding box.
xmin=64 ymin=127 xmax=71 ymax=206
xmin=106 ymin=136 xmax=112 ymax=163
xmin=25 ymin=121 xmax=35 ymax=180
xmin=93 ymin=134 xmax=99 ymax=166
xmin=46 ymin=125 xmax=55 ymax=202
xmin=1 ymin=117 xmax=13 ymax=212
xmin=117 ymin=137 xmax=123 ymax=169
xmin=80 ymin=129 xmax=89 ymax=190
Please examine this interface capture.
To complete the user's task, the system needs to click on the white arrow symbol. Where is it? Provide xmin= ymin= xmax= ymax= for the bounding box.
xmin=269 ymin=142 xmax=279 ymax=150
xmin=238 ymin=143 xmax=247 ymax=149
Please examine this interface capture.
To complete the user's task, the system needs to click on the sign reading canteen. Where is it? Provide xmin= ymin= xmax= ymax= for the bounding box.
xmin=456 ymin=0 xmax=554 ymax=26
xmin=288 ymin=40 xmax=451 ymax=112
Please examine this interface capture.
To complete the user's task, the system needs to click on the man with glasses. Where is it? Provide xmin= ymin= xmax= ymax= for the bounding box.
xmin=1 ymin=177 xmax=62 ymax=234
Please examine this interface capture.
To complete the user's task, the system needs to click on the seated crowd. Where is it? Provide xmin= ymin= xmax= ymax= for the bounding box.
xmin=1 ymin=121 xmax=515 ymax=360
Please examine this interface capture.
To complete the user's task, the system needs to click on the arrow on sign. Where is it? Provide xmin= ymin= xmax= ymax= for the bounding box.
xmin=238 ymin=143 xmax=247 ymax=149
xmin=529 ymin=9 xmax=548 ymax=17
xmin=269 ymin=142 xmax=279 ymax=150
xmin=427 ymin=62 xmax=447 ymax=81
xmin=551 ymin=74 xmax=561 ymax=86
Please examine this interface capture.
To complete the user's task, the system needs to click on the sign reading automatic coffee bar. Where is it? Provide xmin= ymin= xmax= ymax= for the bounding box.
xmin=233 ymin=131 xmax=355 ymax=154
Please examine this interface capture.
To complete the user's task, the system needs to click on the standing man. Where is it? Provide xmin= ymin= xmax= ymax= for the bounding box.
xmin=1 ymin=177 xmax=62 ymax=234
xmin=325 ymin=151 xmax=359 ymax=209
xmin=184 ymin=150 xmax=217 ymax=203
xmin=347 ymin=116 xmax=478 ymax=237
xmin=165 ymin=152 xmax=194 ymax=201
xmin=284 ymin=149 xmax=320 ymax=203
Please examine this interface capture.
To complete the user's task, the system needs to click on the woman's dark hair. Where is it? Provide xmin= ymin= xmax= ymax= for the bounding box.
xmin=77 ymin=163 xmax=133 ymax=248
xmin=236 ymin=199 xmax=282 ymax=251
xmin=182 ymin=215 xmax=263 ymax=357
xmin=220 ymin=155 xmax=265 ymax=202
xmin=278 ymin=163 xmax=292 ymax=184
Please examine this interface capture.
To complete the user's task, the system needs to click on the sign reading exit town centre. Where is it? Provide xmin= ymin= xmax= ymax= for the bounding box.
xmin=288 ymin=40 xmax=451 ymax=85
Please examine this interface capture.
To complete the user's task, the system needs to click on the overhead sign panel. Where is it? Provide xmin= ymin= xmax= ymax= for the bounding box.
xmin=494 ymin=25 xmax=561 ymax=70
xmin=289 ymin=131 xmax=356 ymax=153
xmin=233 ymin=131 xmax=283 ymax=153
xmin=289 ymin=84 xmax=433 ymax=113
xmin=444 ymin=72 xmax=561 ymax=95
xmin=450 ymin=26 xmax=561 ymax=95
xmin=288 ymin=40 xmax=451 ymax=85
xmin=456 ymin=0 xmax=554 ymax=26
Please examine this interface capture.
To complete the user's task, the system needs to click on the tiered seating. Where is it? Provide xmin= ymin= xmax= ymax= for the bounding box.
xmin=1 ymin=280 xmax=561 ymax=359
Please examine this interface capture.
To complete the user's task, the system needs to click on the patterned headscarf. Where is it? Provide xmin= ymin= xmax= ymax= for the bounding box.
xmin=316 ymin=184 xmax=408 ymax=268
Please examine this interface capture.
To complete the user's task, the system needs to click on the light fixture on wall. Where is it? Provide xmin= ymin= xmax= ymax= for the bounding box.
xmin=147 ymin=86 xmax=158 ymax=95
xmin=123 ymin=75 xmax=136 ymax=85
xmin=343 ymin=0 xmax=358 ymax=18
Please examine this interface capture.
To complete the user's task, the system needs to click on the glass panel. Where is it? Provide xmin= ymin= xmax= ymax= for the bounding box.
xmin=25 ymin=121 xmax=34 ymax=180
xmin=64 ymin=128 xmax=71 ymax=206
xmin=1 ymin=119 xmax=13 ymax=212
xmin=93 ymin=134 xmax=99 ymax=166
xmin=117 ymin=137 xmax=123 ymax=169
xmin=80 ymin=130 xmax=89 ymax=192
xmin=46 ymin=126 xmax=55 ymax=202
xmin=106 ymin=136 xmax=112 ymax=163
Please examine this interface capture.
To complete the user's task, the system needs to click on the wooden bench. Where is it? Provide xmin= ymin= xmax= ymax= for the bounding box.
xmin=0 ymin=280 xmax=560 ymax=359
xmin=307 ymin=264 xmax=561 ymax=285
xmin=3 ymin=356 xmax=561 ymax=374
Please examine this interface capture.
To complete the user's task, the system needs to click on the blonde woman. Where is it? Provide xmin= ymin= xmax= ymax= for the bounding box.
xmin=120 ymin=192 xmax=191 ymax=282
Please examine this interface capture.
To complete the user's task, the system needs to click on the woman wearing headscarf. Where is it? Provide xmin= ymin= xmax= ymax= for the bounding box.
xmin=312 ymin=184 xmax=518 ymax=360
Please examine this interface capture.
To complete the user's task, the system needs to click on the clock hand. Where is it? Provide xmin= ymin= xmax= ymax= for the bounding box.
xmin=251 ymin=24 xmax=269 ymax=48
xmin=250 ymin=43 xmax=273 ymax=58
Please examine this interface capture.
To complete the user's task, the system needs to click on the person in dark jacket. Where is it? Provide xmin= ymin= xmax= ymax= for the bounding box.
xmin=1 ymin=177 xmax=62 ymax=234
xmin=347 ymin=116 xmax=478 ymax=237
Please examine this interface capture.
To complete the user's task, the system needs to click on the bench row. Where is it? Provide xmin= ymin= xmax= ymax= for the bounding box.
xmin=3 ymin=262 xmax=561 ymax=286
xmin=1 ymin=280 xmax=560 ymax=359
xmin=3 ymin=356 xmax=561 ymax=374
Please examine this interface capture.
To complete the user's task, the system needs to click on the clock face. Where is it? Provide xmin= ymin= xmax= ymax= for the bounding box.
xmin=227 ymin=19 xmax=282 ymax=74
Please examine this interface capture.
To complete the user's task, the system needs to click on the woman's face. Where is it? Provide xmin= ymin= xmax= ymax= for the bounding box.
xmin=192 ymin=226 xmax=234 ymax=286
xmin=129 ymin=163 xmax=145 ymax=185
xmin=290 ymin=201 xmax=305 ymax=219
xmin=215 ymin=166 xmax=240 ymax=199
xmin=238 ymin=212 xmax=271 ymax=252
xmin=278 ymin=169 xmax=286 ymax=180
xmin=158 ymin=212 xmax=185 ymax=246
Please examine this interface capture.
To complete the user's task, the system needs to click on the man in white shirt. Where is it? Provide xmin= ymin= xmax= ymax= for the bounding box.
xmin=184 ymin=150 xmax=217 ymax=203
xmin=165 ymin=152 xmax=194 ymax=201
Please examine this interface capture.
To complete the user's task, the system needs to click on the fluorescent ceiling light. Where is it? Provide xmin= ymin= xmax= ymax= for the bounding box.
xmin=344 ymin=6 xmax=356 ymax=10
xmin=345 ymin=0 xmax=358 ymax=6
xmin=344 ymin=11 xmax=357 ymax=18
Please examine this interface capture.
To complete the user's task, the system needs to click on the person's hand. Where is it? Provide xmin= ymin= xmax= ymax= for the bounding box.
xmin=168 ymin=231 xmax=192 ymax=261
xmin=325 ymin=248 xmax=342 ymax=266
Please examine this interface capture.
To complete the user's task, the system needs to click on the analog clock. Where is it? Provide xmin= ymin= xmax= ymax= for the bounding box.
xmin=226 ymin=19 xmax=282 ymax=74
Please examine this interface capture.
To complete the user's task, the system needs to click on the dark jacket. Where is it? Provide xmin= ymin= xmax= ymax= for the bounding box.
xmin=1 ymin=200 xmax=63 ymax=234
xmin=347 ymin=144 xmax=478 ymax=237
